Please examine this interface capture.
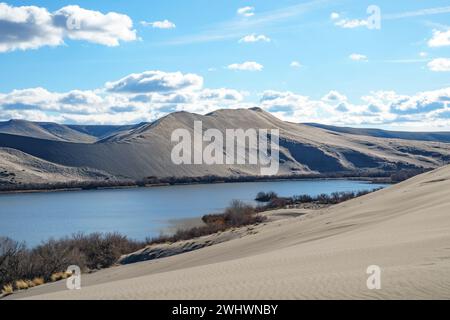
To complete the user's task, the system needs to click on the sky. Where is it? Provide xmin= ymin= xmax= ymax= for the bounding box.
xmin=0 ymin=0 xmax=450 ymax=130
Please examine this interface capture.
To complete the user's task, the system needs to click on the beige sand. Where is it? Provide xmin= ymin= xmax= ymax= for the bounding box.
xmin=13 ymin=165 xmax=450 ymax=299
xmin=2 ymin=108 xmax=450 ymax=181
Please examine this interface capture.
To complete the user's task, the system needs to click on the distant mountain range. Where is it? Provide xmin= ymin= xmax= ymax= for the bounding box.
xmin=1 ymin=108 xmax=450 ymax=188
xmin=305 ymin=123 xmax=450 ymax=143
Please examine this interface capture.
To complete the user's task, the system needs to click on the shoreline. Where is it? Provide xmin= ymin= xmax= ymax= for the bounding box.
xmin=0 ymin=175 xmax=393 ymax=195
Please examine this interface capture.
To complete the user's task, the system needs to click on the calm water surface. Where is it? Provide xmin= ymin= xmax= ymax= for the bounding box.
xmin=0 ymin=179 xmax=388 ymax=246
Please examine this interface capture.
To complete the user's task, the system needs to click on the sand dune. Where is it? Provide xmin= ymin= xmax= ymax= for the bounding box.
xmin=0 ymin=120 xmax=98 ymax=143
xmin=0 ymin=147 xmax=117 ymax=185
xmin=1 ymin=108 xmax=450 ymax=182
xmin=13 ymin=164 xmax=450 ymax=300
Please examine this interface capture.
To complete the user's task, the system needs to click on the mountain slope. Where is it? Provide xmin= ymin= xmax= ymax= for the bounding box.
xmin=67 ymin=124 xmax=138 ymax=140
xmin=0 ymin=120 xmax=97 ymax=143
xmin=1 ymin=108 xmax=450 ymax=181
xmin=0 ymin=147 xmax=117 ymax=186
xmin=306 ymin=122 xmax=450 ymax=143
xmin=14 ymin=164 xmax=450 ymax=299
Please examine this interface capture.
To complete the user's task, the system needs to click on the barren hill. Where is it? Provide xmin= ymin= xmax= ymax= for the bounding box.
xmin=0 ymin=147 xmax=117 ymax=186
xmin=1 ymin=108 xmax=450 ymax=183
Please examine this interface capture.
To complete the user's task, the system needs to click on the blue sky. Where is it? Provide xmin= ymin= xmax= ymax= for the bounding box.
xmin=1 ymin=0 xmax=450 ymax=130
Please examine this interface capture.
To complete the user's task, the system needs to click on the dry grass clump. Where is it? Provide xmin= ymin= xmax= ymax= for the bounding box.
xmin=32 ymin=277 xmax=44 ymax=286
xmin=14 ymin=279 xmax=29 ymax=290
xmin=50 ymin=272 xmax=71 ymax=282
xmin=1 ymin=284 xmax=13 ymax=296
xmin=26 ymin=280 xmax=35 ymax=288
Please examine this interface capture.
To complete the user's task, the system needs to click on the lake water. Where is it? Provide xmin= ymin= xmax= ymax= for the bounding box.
xmin=0 ymin=180 xmax=388 ymax=247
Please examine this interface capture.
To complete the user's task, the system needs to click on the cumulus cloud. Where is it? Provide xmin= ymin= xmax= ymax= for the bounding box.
xmin=54 ymin=5 xmax=136 ymax=46
xmin=105 ymin=71 xmax=204 ymax=93
xmin=237 ymin=6 xmax=255 ymax=17
xmin=428 ymin=29 xmax=450 ymax=47
xmin=227 ymin=61 xmax=263 ymax=71
xmin=4 ymin=70 xmax=258 ymax=124
xmin=349 ymin=53 xmax=368 ymax=61
xmin=428 ymin=58 xmax=450 ymax=72
xmin=199 ymin=88 xmax=244 ymax=102
xmin=0 ymin=3 xmax=63 ymax=52
xmin=239 ymin=34 xmax=270 ymax=43
xmin=322 ymin=90 xmax=347 ymax=102
xmin=1 ymin=70 xmax=450 ymax=128
xmin=290 ymin=61 xmax=302 ymax=68
xmin=257 ymin=87 xmax=450 ymax=128
xmin=0 ymin=3 xmax=136 ymax=52
xmin=140 ymin=19 xmax=176 ymax=29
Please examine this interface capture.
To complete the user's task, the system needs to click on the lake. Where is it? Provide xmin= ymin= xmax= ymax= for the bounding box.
xmin=0 ymin=179 xmax=388 ymax=247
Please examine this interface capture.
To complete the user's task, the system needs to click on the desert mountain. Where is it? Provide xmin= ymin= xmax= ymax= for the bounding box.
xmin=1 ymin=108 xmax=450 ymax=183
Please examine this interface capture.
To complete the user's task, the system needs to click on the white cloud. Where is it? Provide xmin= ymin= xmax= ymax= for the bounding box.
xmin=349 ymin=53 xmax=368 ymax=61
xmin=290 ymin=61 xmax=302 ymax=68
xmin=0 ymin=3 xmax=63 ymax=52
xmin=322 ymin=90 xmax=347 ymax=102
xmin=227 ymin=61 xmax=263 ymax=71
xmin=330 ymin=12 xmax=340 ymax=20
xmin=331 ymin=12 xmax=367 ymax=29
xmin=419 ymin=51 xmax=428 ymax=57
xmin=259 ymin=87 xmax=450 ymax=128
xmin=335 ymin=18 xmax=368 ymax=29
xmin=140 ymin=19 xmax=176 ymax=29
xmin=0 ymin=3 xmax=136 ymax=52
xmin=54 ymin=5 xmax=137 ymax=46
xmin=2 ymin=75 xmax=450 ymax=128
xmin=428 ymin=29 xmax=450 ymax=47
xmin=199 ymin=88 xmax=244 ymax=102
xmin=105 ymin=71 xmax=204 ymax=93
xmin=0 ymin=71 xmax=248 ymax=124
xmin=237 ymin=6 xmax=255 ymax=17
xmin=239 ymin=34 xmax=270 ymax=43
xmin=428 ymin=58 xmax=450 ymax=72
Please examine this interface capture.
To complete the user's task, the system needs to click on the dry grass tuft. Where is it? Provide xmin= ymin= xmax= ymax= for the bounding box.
xmin=26 ymin=280 xmax=35 ymax=288
xmin=15 ymin=279 xmax=29 ymax=290
xmin=32 ymin=277 xmax=45 ymax=286
xmin=1 ymin=284 xmax=14 ymax=296
xmin=50 ymin=272 xmax=71 ymax=282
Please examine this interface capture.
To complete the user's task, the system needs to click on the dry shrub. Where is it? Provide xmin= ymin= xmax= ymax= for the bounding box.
xmin=150 ymin=200 xmax=265 ymax=245
xmin=1 ymin=284 xmax=13 ymax=296
xmin=50 ymin=272 xmax=65 ymax=282
xmin=15 ymin=279 xmax=29 ymax=290
xmin=0 ymin=233 xmax=146 ymax=290
xmin=32 ymin=277 xmax=44 ymax=286
xmin=26 ymin=280 xmax=35 ymax=288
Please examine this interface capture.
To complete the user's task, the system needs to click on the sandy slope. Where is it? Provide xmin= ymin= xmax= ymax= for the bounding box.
xmin=1 ymin=108 xmax=450 ymax=181
xmin=13 ymin=165 xmax=450 ymax=300
xmin=0 ymin=120 xmax=97 ymax=143
xmin=0 ymin=147 xmax=117 ymax=185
